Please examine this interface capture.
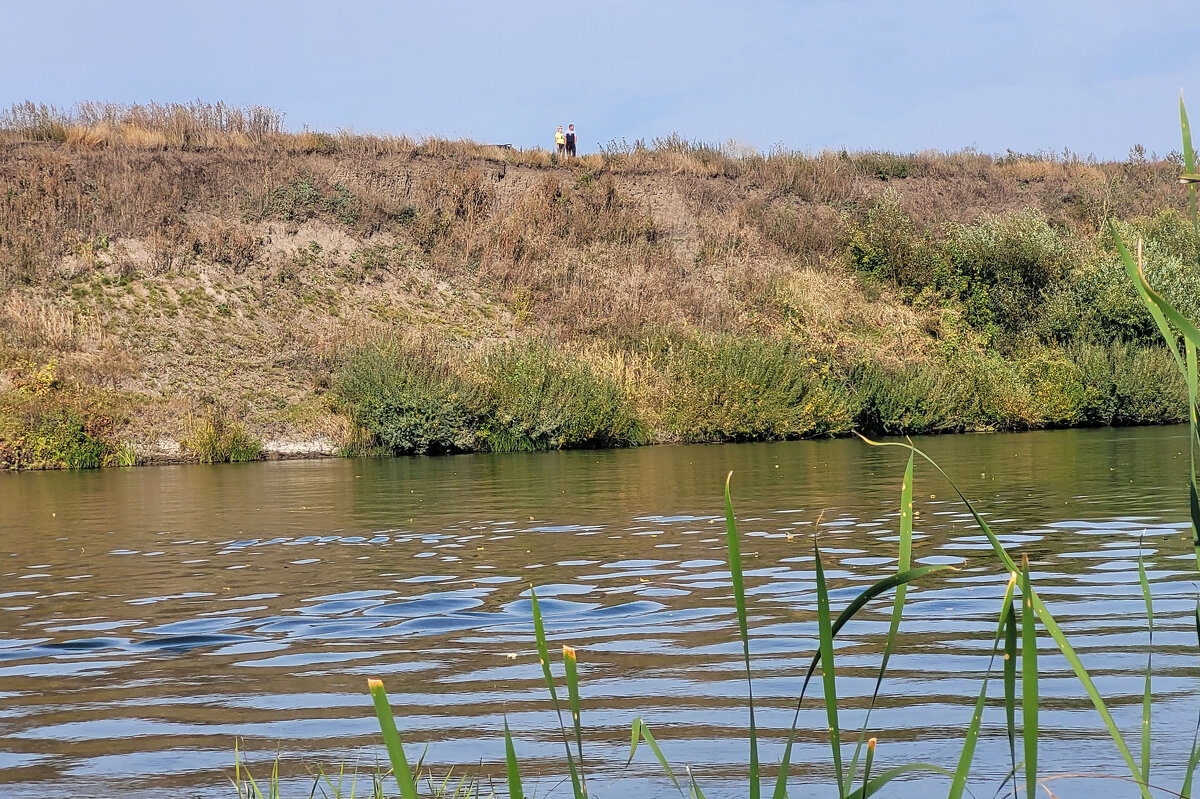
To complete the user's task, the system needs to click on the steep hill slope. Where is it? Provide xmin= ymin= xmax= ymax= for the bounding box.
xmin=0 ymin=104 xmax=1194 ymax=466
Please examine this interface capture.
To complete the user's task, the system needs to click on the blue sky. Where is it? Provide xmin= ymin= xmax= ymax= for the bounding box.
xmin=4 ymin=0 xmax=1198 ymax=158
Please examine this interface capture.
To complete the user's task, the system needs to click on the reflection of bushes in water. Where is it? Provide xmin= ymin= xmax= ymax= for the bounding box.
xmin=183 ymin=405 xmax=263 ymax=463
xmin=331 ymin=338 xmax=645 ymax=456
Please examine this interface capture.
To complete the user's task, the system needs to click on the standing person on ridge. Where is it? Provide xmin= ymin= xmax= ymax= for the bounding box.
xmin=555 ymin=125 xmax=566 ymax=156
xmin=565 ymin=123 xmax=577 ymax=158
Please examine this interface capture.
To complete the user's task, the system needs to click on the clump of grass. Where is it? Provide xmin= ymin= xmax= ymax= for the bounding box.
xmin=658 ymin=333 xmax=858 ymax=441
xmin=331 ymin=339 xmax=482 ymax=455
xmin=184 ymin=404 xmax=263 ymax=463
xmin=261 ymin=173 xmax=364 ymax=228
xmin=477 ymin=338 xmax=646 ymax=452
xmin=332 ymin=338 xmax=646 ymax=455
xmin=1 ymin=101 xmax=283 ymax=149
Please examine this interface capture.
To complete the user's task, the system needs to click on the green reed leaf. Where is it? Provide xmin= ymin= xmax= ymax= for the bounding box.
xmin=949 ymin=572 xmax=1018 ymax=799
xmin=1111 ymin=229 xmax=1185 ymax=372
xmin=724 ymin=471 xmax=759 ymax=799
xmin=1183 ymin=92 xmax=1197 ymax=235
xmin=798 ymin=563 xmax=954 ymax=694
xmin=563 ymin=644 xmax=586 ymax=779
xmin=628 ymin=718 xmax=686 ymax=797
xmin=854 ymin=762 xmax=954 ymax=799
xmin=1185 ymin=601 xmax=1200 ymax=799
xmin=1004 ymin=596 xmax=1018 ymax=799
xmin=1020 ymin=556 xmax=1038 ymax=799
xmin=503 ymin=716 xmax=524 ymax=799
xmin=815 ymin=545 xmax=844 ymax=797
xmin=366 ymin=678 xmax=419 ymax=799
xmin=846 ymin=451 xmax=915 ymax=794
xmin=852 ymin=737 xmax=876 ymax=799
xmin=686 ymin=764 xmax=710 ymax=799
xmin=1138 ymin=554 xmax=1154 ymax=786
xmin=530 ymin=590 xmax=586 ymax=798
xmin=773 ymin=561 xmax=952 ymax=799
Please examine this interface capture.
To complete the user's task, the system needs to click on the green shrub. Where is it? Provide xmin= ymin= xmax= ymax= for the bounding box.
xmin=1114 ymin=207 xmax=1200 ymax=263
xmin=941 ymin=209 xmax=1076 ymax=331
xmin=852 ymin=352 xmax=1039 ymax=434
xmin=846 ymin=201 xmax=1078 ymax=338
xmin=262 ymin=174 xmax=363 ymax=228
xmin=1064 ymin=343 xmax=1187 ymax=426
xmin=851 ymin=360 xmax=968 ymax=434
xmin=183 ymin=406 xmax=262 ymax=463
xmin=0 ymin=404 xmax=115 ymax=469
xmin=1044 ymin=252 xmax=1200 ymax=347
xmin=332 ymin=342 xmax=482 ymax=455
xmin=854 ymin=151 xmax=912 ymax=180
xmin=660 ymin=335 xmax=857 ymax=442
xmin=844 ymin=189 xmax=940 ymax=287
xmin=0 ymin=361 xmax=124 ymax=470
xmin=477 ymin=340 xmax=646 ymax=451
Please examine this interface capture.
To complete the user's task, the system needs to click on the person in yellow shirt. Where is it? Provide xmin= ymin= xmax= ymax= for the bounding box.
xmin=555 ymin=125 xmax=566 ymax=156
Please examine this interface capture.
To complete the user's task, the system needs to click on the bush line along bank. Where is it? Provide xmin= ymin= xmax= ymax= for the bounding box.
xmin=331 ymin=334 xmax=1186 ymax=456
xmin=1 ymin=101 xmax=1198 ymax=467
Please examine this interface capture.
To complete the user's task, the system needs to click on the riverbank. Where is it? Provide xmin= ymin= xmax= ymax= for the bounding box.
xmin=1 ymin=102 xmax=1195 ymax=468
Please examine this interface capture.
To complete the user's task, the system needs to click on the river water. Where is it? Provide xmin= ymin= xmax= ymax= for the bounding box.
xmin=1 ymin=427 xmax=1198 ymax=799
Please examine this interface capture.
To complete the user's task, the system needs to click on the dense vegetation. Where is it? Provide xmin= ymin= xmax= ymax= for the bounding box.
xmin=0 ymin=101 xmax=1196 ymax=466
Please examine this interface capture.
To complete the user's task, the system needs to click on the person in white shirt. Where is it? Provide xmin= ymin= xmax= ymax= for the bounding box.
xmin=565 ymin=124 xmax=578 ymax=157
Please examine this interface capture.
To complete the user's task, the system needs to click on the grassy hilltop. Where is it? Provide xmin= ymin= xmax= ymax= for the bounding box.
xmin=0 ymin=101 xmax=1196 ymax=467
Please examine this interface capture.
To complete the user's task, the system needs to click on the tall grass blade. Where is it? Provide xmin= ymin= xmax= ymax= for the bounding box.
xmin=530 ymin=589 xmax=586 ymax=798
xmin=1020 ymin=556 xmax=1038 ymax=799
xmin=798 ymin=563 xmax=955 ymax=694
xmin=628 ymin=718 xmax=686 ymax=797
xmin=851 ymin=738 xmax=876 ymax=799
xmin=948 ymin=572 xmax=1018 ymax=799
xmin=1114 ymin=225 xmax=1200 ymax=577
xmin=563 ymin=645 xmax=586 ymax=776
xmin=1137 ymin=554 xmax=1154 ymax=786
xmin=1185 ymin=602 xmax=1200 ymax=799
xmin=685 ymin=765 xmax=710 ymax=799
xmin=1183 ymin=93 xmax=1197 ymax=237
xmin=1187 ymin=342 xmax=1200 ymax=570
xmin=366 ymin=679 xmax=419 ymax=799
xmin=503 ymin=717 xmax=523 ymax=799
xmin=846 ymin=451 xmax=915 ymax=792
xmin=815 ymin=545 xmax=845 ymax=797
xmin=723 ymin=471 xmax=759 ymax=799
xmin=1111 ymin=231 xmax=1185 ymax=372
xmin=857 ymin=436 xmax=1150 ymax=798
xmin=1004 ymin=595 xmax=1018 ymax=799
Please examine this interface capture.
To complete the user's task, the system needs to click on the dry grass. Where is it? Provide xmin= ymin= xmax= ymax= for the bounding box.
xmin=0 ymin=295 xmax=103 ymax=352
